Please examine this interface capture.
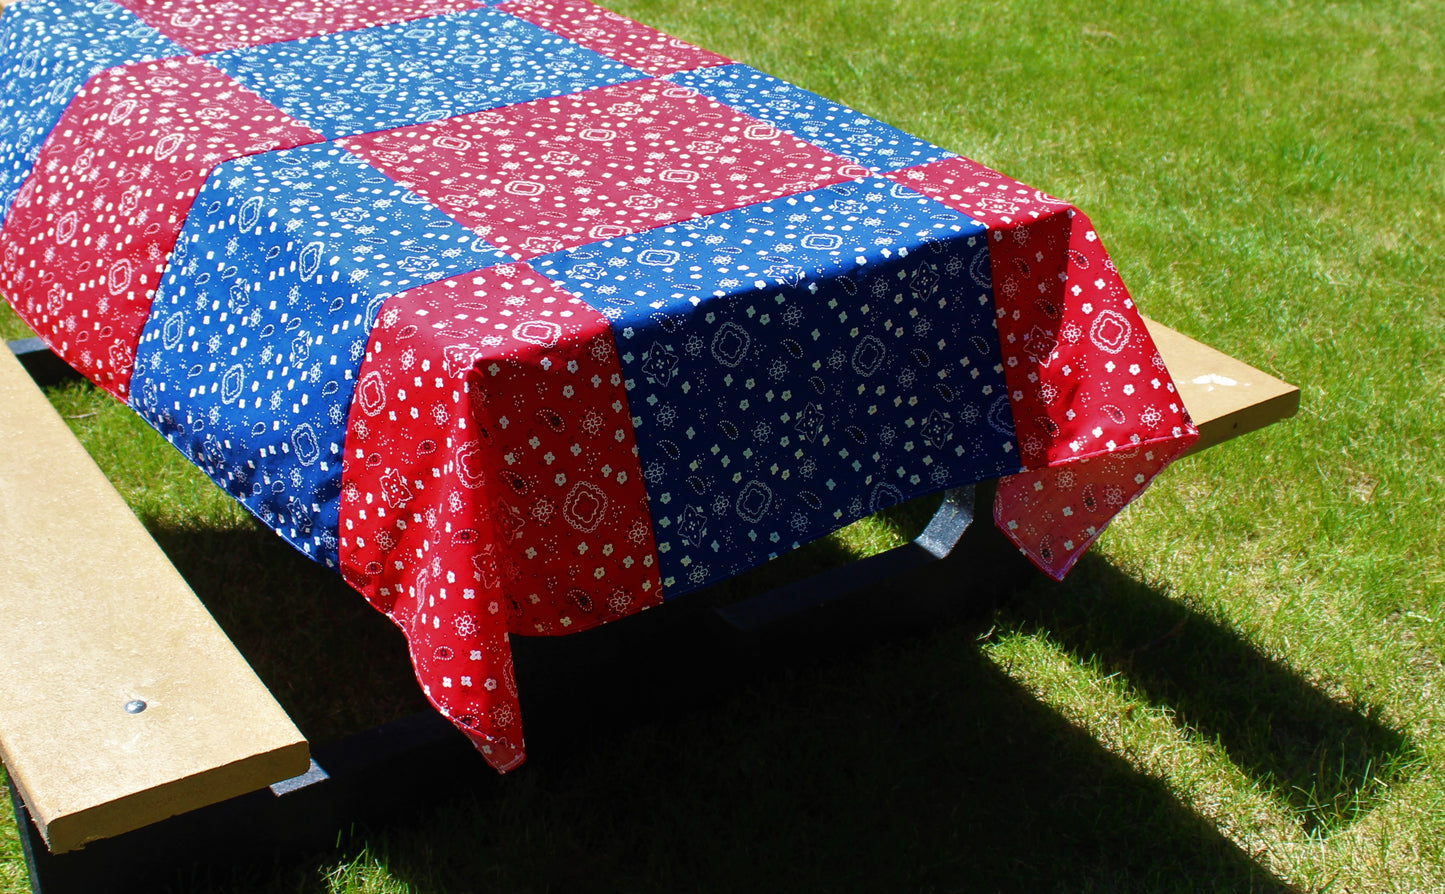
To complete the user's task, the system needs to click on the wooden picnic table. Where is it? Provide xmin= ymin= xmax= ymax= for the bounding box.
xmin=0 ymin=0 xmax=1297 ymax=889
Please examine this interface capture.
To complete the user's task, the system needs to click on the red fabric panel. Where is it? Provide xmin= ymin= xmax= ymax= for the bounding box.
xmin=499 ymin=0 xmax=732 ymax=76
xmin=111 ymin=0 xmax=486 ymax=54
xmin=337 ymin=262 xmax=662 ymax=771
xmin=888 ymin=157 xmax=1198 ymax=578
xmin=0 ymin=58 xmax=323 ymax=398
xmin=341 ymin=78 xmax=862 ymax=259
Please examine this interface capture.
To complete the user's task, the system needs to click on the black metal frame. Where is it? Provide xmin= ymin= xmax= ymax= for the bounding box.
xmin=3 ymin=338 xmax=1031 ymax=892
xmin=7 ymin=337 xmax=72 ymax=387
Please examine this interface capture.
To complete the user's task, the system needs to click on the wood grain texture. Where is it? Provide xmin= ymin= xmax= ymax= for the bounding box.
xmin=0 ymin=345 xmax=308 ymax=854
xmin=1144 ymin=317 xmax=1300 ymax=455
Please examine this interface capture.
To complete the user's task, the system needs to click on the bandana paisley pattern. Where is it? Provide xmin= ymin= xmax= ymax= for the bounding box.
xmin=0 ymin=0 xmax=1196 ymax=772
xmin=337 ymin=263 xmax=662 ymax=769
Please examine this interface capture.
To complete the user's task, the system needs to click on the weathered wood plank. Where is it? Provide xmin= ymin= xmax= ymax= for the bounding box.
xmin=1143 ymin=317 xmax=1300 ymax=454
xmin=0 ymin=344 xmax=309 ymax=854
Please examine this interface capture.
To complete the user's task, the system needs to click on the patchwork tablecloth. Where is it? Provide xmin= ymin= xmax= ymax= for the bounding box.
xmin=0 ymin=0 xmax=1197 ymax=771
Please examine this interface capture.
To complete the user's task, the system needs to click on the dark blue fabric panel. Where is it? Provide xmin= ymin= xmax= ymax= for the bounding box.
xmin=534 ymin=178 xmax=1020 ymax=596
xmin=666 ymin=64 xmax=955 ymax=174
xmin=207 ymin=6 xmax=647 ymax=139
xmin=130 ymin=142 xmax=509 ymax=566
xmin=0 ymin=0 xmax=185 ymax=225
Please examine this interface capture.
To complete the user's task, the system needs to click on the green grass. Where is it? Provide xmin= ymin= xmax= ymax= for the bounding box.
xmin=3 ymin=0 xmax=1444 ymax=890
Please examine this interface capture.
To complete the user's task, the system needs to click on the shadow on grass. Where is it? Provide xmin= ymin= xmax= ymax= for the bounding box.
xmin=148 ymin=491 xmax=1420 ymax=850
xmin=148 ymin=524 xmax=430 ymax=744
xmin=332 ymin=585 xmax=1294 ymax=893
xmin=136 ymin=517 xmax=1303 ymax=893
xmin=997 ymin=555 xmax=1421 ymax=835
xmin=144 ymin=491 xmax=947 ymax=747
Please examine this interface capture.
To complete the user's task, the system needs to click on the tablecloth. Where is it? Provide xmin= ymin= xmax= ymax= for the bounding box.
xmin=0 ymin=0 xmax=1197 ymax=771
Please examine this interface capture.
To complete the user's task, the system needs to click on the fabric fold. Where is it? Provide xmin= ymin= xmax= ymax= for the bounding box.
xmin=0 ymin=0 xmax=1205 ymax=773
xmin=887 ymin=157 xmax=1198 ymax=578
xmin=337 ymin=263 xmax=663 ymax=771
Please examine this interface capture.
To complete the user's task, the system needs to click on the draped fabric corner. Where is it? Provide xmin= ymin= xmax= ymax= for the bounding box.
xmin=0 ymin=0 xmax=1195 ymax=771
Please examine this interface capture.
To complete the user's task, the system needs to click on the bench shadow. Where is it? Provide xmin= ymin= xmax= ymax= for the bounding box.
xmin=144 ymin=520 xmax=1301 ymax=893
xmin=996 ymin=554 xmax=1421 ymax=834
xmin=147 ymin=524 xmax=431 ymax=744
xmin=142 ymin=494 xmax=950 ymax=747
xmin=357 ymin=578 xmax=1295 ymax=893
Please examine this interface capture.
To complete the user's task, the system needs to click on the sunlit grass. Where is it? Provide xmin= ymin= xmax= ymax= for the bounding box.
xmin=0 ymin=768 xmax=20 ymax=894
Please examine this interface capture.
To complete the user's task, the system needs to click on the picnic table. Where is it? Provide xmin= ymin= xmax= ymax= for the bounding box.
xmin=0 ymin=0 xmax=1297 ymax=883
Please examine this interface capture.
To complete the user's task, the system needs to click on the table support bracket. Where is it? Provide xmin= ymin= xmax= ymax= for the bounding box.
xmin=5 ymin=337 xmax=71 ymax=387
xmin=712 ymin=484 xmax=991 ymax=631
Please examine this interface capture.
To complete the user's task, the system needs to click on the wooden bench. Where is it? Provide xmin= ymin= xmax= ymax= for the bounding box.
xmin=1141 ymin=318 xmax=1300 ymax=455
xmin=0 ymin=341 xmax=309 ymax=855
xmin=0 ymin=319 xmax=1297 ymax=888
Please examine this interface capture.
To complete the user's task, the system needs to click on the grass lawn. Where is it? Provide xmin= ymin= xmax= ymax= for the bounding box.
xmin=3 ymin=0 xmax=1443 ymax=890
